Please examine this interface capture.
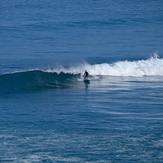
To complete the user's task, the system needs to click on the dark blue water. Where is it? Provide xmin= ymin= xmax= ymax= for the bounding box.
xmin=0 ymin=0 xmax=163 ymax=162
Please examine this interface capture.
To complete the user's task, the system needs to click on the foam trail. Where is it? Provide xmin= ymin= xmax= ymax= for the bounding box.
xmin=45 ymin=56 xmax=163 ymax=77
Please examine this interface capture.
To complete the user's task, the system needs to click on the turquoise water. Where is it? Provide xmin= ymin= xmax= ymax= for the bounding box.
xmin=0 ymin=0 xmax=163 ymax=162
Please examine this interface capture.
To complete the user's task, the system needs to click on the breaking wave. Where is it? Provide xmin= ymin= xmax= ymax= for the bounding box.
xmin=1 ymin=55 xmax=163 ymax=93
xmin=44 ymin=55 xmax=163 ymax=77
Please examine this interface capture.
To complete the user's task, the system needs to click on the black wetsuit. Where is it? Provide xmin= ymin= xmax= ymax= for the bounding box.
xmin=84 ymin=71 xmax=89 ymax=79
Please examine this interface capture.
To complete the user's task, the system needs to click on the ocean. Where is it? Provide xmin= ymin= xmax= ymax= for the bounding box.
xmin=0 ymin=0 xmax=163 ymax=162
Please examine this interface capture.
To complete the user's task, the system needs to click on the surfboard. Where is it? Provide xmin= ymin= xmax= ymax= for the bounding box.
xmin=84 ymin=79 xmax=90 ymax=83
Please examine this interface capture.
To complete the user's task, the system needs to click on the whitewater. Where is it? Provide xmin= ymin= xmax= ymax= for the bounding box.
xmin=42 ymin=55 xmax=163 ymax=77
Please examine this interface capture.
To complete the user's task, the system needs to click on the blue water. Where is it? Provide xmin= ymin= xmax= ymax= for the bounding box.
xmin=0 ymin=0 xmax=163 ymax=162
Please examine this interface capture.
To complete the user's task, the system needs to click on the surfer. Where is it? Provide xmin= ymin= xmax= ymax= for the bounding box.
xmin=84 ymin=70 xmax=89 ymax=80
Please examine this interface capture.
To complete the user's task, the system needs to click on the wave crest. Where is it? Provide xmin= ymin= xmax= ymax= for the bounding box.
xmin=45 ymin=55 xmax=163 ymax=77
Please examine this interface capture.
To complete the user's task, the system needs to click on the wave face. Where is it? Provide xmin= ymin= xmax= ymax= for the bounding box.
xmin=0 ymin=70 xmax=79 ymax=94
xmin=1 ymin=56 xmax=163 ymax=93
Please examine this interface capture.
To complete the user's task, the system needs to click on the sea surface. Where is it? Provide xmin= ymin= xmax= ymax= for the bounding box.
xmin=0 ymin=0 xmax=163 ymax=162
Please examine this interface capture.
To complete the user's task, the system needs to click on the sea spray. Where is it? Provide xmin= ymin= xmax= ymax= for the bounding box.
xmin=44 ymin=56 xmax=163 ymax=77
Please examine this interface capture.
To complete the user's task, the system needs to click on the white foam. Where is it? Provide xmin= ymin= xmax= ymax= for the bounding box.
xmin=46 ymin=55 xmax=163 ymax=77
